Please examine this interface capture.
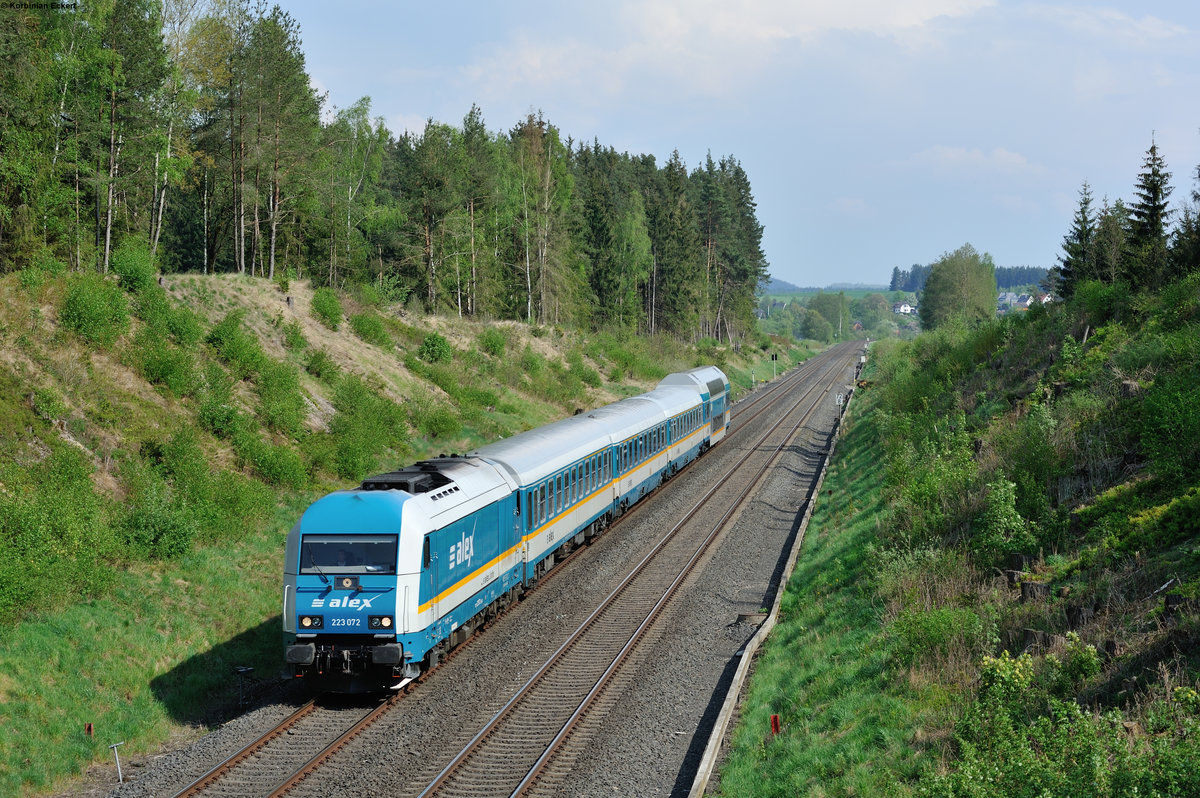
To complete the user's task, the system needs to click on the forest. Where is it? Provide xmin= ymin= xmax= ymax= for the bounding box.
xmin=0 ymin=0 xmax=768 ymax=342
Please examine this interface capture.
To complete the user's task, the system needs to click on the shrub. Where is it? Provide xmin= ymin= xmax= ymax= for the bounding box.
xmin=418 ymin=332 xmax=453 ymax=363
xmin=198 ymin=364 xmax=238 ymax=438
xmin=350 ymin=312 xmax=390 ymax=347
xmin=478 ymin=327 xmax=507 ymax=357
xmin=305 ymin=348 xmax=339 ymax=381
xmin=31 ymin=387 xmax=67 ymax=422
xmin=329 ymin=376 xmax=407 ymax=480
xmin=970 ymin=479 xmax=1034 ymax=562
xmin=110 ymin=240 xmax=157 ymax=293
xmin=568 ymin=350 xmax=601 ymax=388
xmin=255 ymin=361 xmax=306 ymax=436
xmin=281 ymin=319 xmax=307 ymax=351
xmin=60 ymin=272 xmax=130 ymax=347
xmin=311 ymin=287 xmax=343 ymax=330
xmin=418 ymin=405 xmax=461 ymax=439
xmin=120 ymin=458 xmax=197 ymax=560
xmin=206 ymin=310 xmax=266 ymax=380
xmin=134 ymin=329 xmax=201 ymax=397
xmin=166 ymin=304 xmax=205 ymax=347
xmin=1138 ymin=372 xmax=1200 ymax=486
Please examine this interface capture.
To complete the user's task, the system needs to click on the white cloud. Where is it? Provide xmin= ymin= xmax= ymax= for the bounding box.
xmin=1027 ymin=4 xmax=1191 ymax=50
xmin=463 ymin=0 xmax=997 ymax=104
xmin=908 ymin=145 xmax=1039 ymax=176
xmin=386 ymin=113 xmax=429 ymax=138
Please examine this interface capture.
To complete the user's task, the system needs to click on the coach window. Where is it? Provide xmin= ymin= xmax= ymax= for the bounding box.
xmin=525 ymin=492 xmax=533 ymax=531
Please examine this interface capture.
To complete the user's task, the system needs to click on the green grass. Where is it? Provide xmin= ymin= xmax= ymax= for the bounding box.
xmin=0 ymin=496 xmax=307 ymax=796
xmin=716 ymin=397 xmax=943 ymax=797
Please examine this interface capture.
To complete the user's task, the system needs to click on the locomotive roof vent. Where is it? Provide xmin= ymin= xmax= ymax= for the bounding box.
xmin=360 ymin=468 xmax=454 ymax=495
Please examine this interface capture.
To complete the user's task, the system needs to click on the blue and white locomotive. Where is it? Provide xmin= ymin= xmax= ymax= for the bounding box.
xmin=283 ymin=366 xmax=730 ymax=691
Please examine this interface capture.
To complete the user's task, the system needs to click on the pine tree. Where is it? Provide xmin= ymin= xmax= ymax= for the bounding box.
xmin=1126 ymin=139 xmax=1173 ymax=291
xmin=1057 ymin=180 xmax=1095 ymax=298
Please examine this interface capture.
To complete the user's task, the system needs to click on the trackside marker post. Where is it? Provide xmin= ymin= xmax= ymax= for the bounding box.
xmin=770 ymin=714 xmax=781 ymax=736
xmin=110 ymin=742 xmax=125 ymax=783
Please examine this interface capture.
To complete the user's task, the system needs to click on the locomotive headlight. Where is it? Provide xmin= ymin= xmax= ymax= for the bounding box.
xmin=299 ymin=615 xmax=323 ymax=629
xmin=368 ymin=615 xmax=393 ymax=629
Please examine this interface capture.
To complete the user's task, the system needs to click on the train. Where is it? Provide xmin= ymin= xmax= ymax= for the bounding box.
xmin=282 ymin=366 xmax=731 ymax=691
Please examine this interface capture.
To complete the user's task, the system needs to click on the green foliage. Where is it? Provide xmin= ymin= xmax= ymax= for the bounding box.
xmin=329 ymin=375 xmax=408 ymax=480
xmin=310 ymin=286 xmax=343 ymax=330
xmin=478 ymin=327 xmax=507 ymax=357
xmin=349 ymin=311 xmax=390 ymax=347
xmin=255 ymin=361 xmax=306 ymax=436
xmin=206 ymin=310 xmax=266 ymax=379
xmin=120 ymin=456 xmax=199 ymax=559
xmin=1137 ymin=371 xmax=1200 ymax=486
xmin=280 ymin=318 xmax=307 ymax=350
xmin=197 ymin=363 xmax=238 ymax=438
xmin=231 ymin=427 xmax=307 ymax=489
xmin=305 ymin=347 xmax=340 ymax=381
xmin=110 ymin=240 xmax=158 ymax=294
xmin=567 ymin=349 xmax=601 ymax=388
xmin=891 ymin=607 xmax=987 ymax=667
xmin=411 ymin=400 xmax=462 ymax=439
xmin=0 ymin=446 xmax=118 ymax=620
xmin=60 ymin=272 xmax=130 ymax=347
xmin=30 ymin=386 xmax=67 ymax=422
xmin=133 ymin=328 xmax=201 ymax=396
xmin=970 ymin=479 xmax=1034 ymax=562
xmin=418 ymin=332 xmax=453 ymax=363
xmin=918 ymin=243 xmax=997 ymax=331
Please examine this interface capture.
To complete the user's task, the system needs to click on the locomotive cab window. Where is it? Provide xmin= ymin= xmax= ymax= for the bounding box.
xmin=301 ymin=534 xmax=398 ymax=574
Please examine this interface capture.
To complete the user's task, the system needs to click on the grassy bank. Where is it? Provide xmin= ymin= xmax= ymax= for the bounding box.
xmin=718 ymin=277 xmax=1200 ymax=795
xmin=715 ymin=383 xmax=940 ymax=796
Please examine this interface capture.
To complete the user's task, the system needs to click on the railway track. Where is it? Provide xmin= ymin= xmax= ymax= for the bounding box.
xmin=166 ymin=344 xmax=859 ymax=798
xmin=170 ymin=695 xmax=393 ymax=797
xmin=414 ymin=347 xmax=856 ymax=797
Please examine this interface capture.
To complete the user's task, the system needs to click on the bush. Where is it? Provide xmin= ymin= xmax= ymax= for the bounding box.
xmin=255 ymin=361 xmax=306 ymax=436
xmin=206 ymin=310 xmax=266 ymax=380
xmin=305 ymin=348 xmax=339 ymax=381
xmin=60 ymin=272 xmax=129 ymax=347
xmin=280 ymin=319 xmax=307 ymax=351
xmin=311 ymin=287 xmax=343 ymax=330
xmin=198 ymin=364 xmax=238 ymax=438
xmin=30 ymin=387 xmax=67 ymax=422
xmin=418 ymin=333 xmax=453 ymax=363
xmin=0 ymin=446 xmax=117 ymax=620
xmin=110 ymin=240 xmax=157 ymax=294
xmin=350 ymin=312 xmax=390 ymax=347
xmin=330 ymin=376 xmax=407 ymax=480
xmin=478 ymin=327 xmax=507 ymax=357
xmin=120 ymin=458 xmax=197 ymax=559
xmin=134 ymin=329 xmax=201 ymax=397
xmin=418 ymin=404 xmax=461 ymax=439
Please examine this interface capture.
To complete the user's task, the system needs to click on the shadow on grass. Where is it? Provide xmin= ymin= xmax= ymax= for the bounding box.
xmin=150 ymin=614 xmax=299 ymax=725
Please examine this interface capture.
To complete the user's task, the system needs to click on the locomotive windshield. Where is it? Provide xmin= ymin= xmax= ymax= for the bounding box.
xmin=300 ymin=534 xmax=398 ymax=574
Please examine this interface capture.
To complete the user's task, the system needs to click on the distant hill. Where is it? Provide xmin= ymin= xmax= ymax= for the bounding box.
xmin=761 ymin=278 xmax=889 ymax=295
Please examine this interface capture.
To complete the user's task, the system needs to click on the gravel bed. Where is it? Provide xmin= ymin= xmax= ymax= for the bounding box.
xmin=61 ymin=353 xmax=855 ymax=798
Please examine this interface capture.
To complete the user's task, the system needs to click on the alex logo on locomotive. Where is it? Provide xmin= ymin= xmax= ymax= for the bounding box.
xmin=310 ymin=595 xmax=377 ymax=610
xmin=448 ymin=530 xmax=474 ymax=571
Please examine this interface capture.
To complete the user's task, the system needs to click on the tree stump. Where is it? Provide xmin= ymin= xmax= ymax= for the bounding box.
xmin=1021 ymin=581 xmax=1050 ymax=602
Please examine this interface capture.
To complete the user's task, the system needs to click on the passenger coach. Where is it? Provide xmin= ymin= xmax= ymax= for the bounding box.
xmin=283 ymin=366 xmax=730 ymax=691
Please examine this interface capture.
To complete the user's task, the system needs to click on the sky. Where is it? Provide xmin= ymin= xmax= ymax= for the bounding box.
xmin=281 ymin=0 xmax=1200 ymax=289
